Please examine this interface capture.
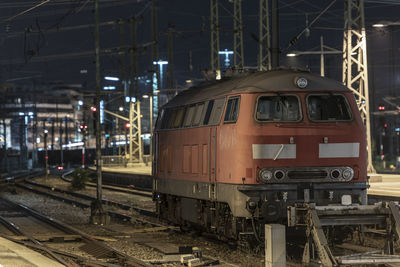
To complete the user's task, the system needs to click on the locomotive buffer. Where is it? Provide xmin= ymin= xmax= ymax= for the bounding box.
xmin=287 ymin=201 xmax=400 ymax=266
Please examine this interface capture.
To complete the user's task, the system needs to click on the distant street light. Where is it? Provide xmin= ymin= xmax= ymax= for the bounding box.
xmin=372 ymin=21 xmax=400 ymax=28
xmin=153 ymin=60 xmax=168 ymax=90
xmin=372 ymin=23 xmax=386 ymax=28
xmin=104 ymin=76 xmax=119 ymax=81
xmin=218 ymin=49 xmax=234 ymax=68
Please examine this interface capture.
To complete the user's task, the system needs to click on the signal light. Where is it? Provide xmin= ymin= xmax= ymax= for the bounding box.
xmin=125 ymin=122 xmax=131 ymax=128
xmin=384 ymin=123 xmax=388 ymax=128
xmin=378 ymin=105 xmax=385 ymax=111
xmin=91 ymin=106 xmax=97 ymax=112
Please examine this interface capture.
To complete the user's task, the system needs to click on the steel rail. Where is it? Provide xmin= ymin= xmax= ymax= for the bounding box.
xmin=23 ymin=179 xmax=155 ymax=217
xmin=0 ymin=202 xmax=72 ymax=266
xmin=1 ymin=197 xmax=151 ymax=267
xmin=84 ymin=182 xmax=152 ymax=197
xmin=16 ymin=183 xmax=132 ymax=221
xmin=61 ymin=170 xmax=152 ymax=195
xmin=368 ymin=194 xmax=400 ymax=203
xmin=9 ymin=240 xmax=121 ymax=267
xmin=0 ymin=169 xmax=44 ymax=186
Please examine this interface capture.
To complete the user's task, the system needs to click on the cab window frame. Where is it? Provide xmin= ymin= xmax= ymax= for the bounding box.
xmin=254 ymin=94 xmax=303 ymax=123
xmin=224 ymin=96 xmax=240 ymax=124
xmin=161 ymin=108 xmax=172 ymax=129
xmin=306 ymin=93 xmax=353 ymax=122
xmin=155 ymin=108 xmax=165 ymax=130
xmin=183 ymin=104 xmax=196 ymax=127
xmin=204 ymin=97 xmax=226 ymax=126
xmin=171 ymin=106 xmax=186 ymax=128
xmin=192 ymin=102 xmax=205 ymax=126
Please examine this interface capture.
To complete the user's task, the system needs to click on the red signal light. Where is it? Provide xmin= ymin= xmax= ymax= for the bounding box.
xmin=91 ymin=106 xmax=97 ymax=112
xmin=125 ymin=122 xmax=131 ymax=128
xmin=378 ymin=106 xmax=385 ymax=111
xmin=384 ymin=123 xmax=388 ymax=128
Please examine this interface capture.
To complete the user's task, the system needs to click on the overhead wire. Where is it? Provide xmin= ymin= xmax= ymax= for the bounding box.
xmin=283 ymin=0 xmax=338 ymax=51
xmin=5 ymin=0 xmax=51 ymax=22
xmin=3 ymin=0 xmax=400 ymax=83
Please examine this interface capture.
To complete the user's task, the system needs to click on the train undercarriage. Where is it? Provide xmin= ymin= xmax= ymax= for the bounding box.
xmin=155 ymin=192 xmax=400 ymax=266
xmin=156 ymin=194 xmax=249 ymax=241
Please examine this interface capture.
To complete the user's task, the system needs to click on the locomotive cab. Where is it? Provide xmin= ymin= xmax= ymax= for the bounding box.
xmin=235 ymin=90 xmax=366 ymax=223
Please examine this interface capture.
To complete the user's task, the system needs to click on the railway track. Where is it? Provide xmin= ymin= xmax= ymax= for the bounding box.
xmin=0 ymin=197 xmax=150 ymax=267
xmin=61 ymin=170 xmax=152 ymax=197
xmin=10 ymin=176 xmax=245 ymax=266
xmin=368 ymin=194 xmax=400 ymax=204
xmin=24 ymin=173 xmax=271 ymax=264
xmin=16 ymin=171 xmax=400 ymax=266
xmin=0 ymin=169 xmax=44 ymax=187
xmin=17 ymin=180 xmax=158 ymax=225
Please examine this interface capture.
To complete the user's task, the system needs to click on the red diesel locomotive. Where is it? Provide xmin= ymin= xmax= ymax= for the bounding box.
xmin=152 ymin=69 xmax=367 ymax=240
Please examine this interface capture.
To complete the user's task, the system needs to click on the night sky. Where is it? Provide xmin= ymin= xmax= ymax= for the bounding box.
xmin=0 ymin=0 xmax=400 ymax=103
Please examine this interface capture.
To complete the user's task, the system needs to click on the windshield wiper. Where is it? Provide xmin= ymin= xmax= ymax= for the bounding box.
xmin=274 ymin=144 xmax=285 ymax=160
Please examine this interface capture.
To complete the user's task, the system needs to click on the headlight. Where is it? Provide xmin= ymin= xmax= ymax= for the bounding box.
xmin=259 ymin=169 xmax=272 ymax=182
xmin=342 ymin=167 xmax=354 ymax=181
xmin=330 ymin=169 xmax=341 ymax=179
xmin=274 ymin=170 xmax=285 ymax=180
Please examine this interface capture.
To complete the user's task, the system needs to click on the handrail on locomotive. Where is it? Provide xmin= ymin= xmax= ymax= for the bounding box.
xmin=287 ymin=201 xmax=400 ymax=266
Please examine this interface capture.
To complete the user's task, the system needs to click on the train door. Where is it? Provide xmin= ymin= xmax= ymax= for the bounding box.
xmin=209 ymin=127 xmax=217 ymax=200
xmin=204 ymin=97 xmax=225 ymax=200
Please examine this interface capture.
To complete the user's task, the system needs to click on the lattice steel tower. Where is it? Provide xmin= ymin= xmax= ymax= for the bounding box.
xmin=258 ymin=0 xmax=271 ymax=71
xmin=233 ymin=0 xmax=244 ymax=71
xmin=210 ymin=0 xmax=220 ymax=78
xmin=342 ymin=0 xmax=374 ymax=172
xmin=167 ymin=28 xmax=175 ymax=93
xmin=151 ymin=0 xmax=160 ymax=109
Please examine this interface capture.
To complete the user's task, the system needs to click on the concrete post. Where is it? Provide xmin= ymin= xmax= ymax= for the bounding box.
xmin=265 ymin=224 xmax=286 ymax=267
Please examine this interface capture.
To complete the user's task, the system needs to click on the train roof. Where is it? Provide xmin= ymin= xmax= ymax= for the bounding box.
xmin=163 ymin=69 xmax=350 ymax=109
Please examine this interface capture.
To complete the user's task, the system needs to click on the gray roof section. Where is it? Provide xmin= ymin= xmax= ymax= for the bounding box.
xmin=163 ymin=69 xmax=349 ymax=109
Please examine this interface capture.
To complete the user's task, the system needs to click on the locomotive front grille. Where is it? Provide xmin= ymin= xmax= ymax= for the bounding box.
xmin=287 ymin=170 xmax=328 ymax=179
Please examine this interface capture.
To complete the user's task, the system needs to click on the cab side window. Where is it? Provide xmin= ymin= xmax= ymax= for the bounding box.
xmin=203 ymin=100 xmax=214 ymax=125
xmin=166 ymin=107 xmax=186 ymax=128
xmin=155 ymin=109 xmax=164 ymax=129
xmin=161 ymin=108 xmax=171 ymax=129
xmin=207 ymin=98 xmax=225 ymax=125
xmin=224 ymin=96 xmax=240 ymax=123
xmin=192 ymin=103 xmax=205 ymax=126
xmin=203 ymin=97 xmax=225 ymax=126
xmin=183 ymin=105 xmax=196 ymax=127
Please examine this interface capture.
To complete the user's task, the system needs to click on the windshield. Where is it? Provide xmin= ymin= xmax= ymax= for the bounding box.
xmin=256 ymin=95 xmax=301 ymax=122
xmin=307 ymin=94 xmax=352 ymax=121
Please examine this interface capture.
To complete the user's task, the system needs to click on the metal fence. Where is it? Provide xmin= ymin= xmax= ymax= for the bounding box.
xmin=101 ymin=155 xmax=127 ymax=167
xmin=101 ymin=154 xmax=152 ymax=167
